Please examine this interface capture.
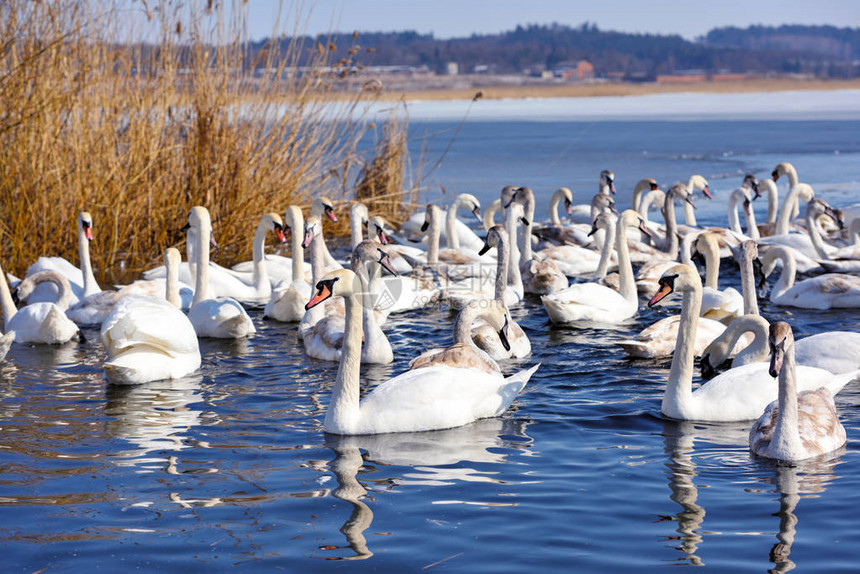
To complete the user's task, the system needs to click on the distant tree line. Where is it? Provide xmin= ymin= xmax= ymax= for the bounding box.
xmin=249 ymin=23 xmax=860 ymax=80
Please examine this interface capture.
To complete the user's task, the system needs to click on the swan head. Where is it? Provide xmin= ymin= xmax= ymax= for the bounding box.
xmin=806 ymin=198 xmax=844 ymax=230
xmin=483 ymin=198 xmax=502 ymax=230
xmin=634 ymin=178 xmax=659 ymax=194
xmin=462 ymin=299 xmax=512 ymax=352
xmin=741 ymin=174 xmax=759 ymax=197
xmin=78 ymin=211 xmax=94 ymax=241
xmin=592 ymin=193 xmax=618 ymax=216
xmin=312 ymin=196 xmax=338 ymax=223
xmin=688 ymin=175 xmax=711 ymax=199
xmin=284 ymin=205 xmax=304 ymax=235
xmin=421 ymin=204 xmax=442 ymax=232
xmin=557 ymin=187 xmax=574 ymax=214
xmin=350 ymin=202 xmax=369 ymax=225
xmin=479 ymin=224 xmax=509 ymax=256
xmin=306 ymin=269 xmax=358 ymax=310
xmin=618 ymin=209 xmax=651 ymax=237
xmin=512 ymin=187 xmax=535 ymax=217
xmin=302 ymin=215 xmax=322 ymax=249
xmin=754 ymin=177 xmax=777 ymax=202
xmin=351 ymin=240 xmax=398 ymax=277
xmin=768 ymin=321 xmax=795 ymax=378
xmin=261 ymin=212 xmax=287 ymax=243
xmin=507 ymin=201 xmax=529 ymax=227
xmin=588 ymin=211 xmax=616 ymax=237
xmin=648 ymin=264 xmax=699 ymax=307
xmin=668 ymin=183 xmax=696 ymax=209
xmin=771 ymin=162 xmax=795 ymax=182
xmin=455 ymin=193 xmax=483 ymax=224
xmin=164 ymin=247 xmax=181 ymax=268
xmin=366 ymin=215 xmax=389 ymax=245
xmin=691 ymin=231 xmax=719 ymax=266
xmin=600 ymin=169 xmax=616 ymax=194
xmin=500 ymin=184 xmax=520 ymax=208
xmin=736 ymin=239 xmax=759 ymax=267
xmin=14 ymin=270 xmax=71 ymax=305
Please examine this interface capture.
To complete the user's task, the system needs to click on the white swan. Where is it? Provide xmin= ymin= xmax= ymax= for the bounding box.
xmin=700 ymin=314 xmax=860 ymax=377
xmin=680 ymin=175 xmax=711 ymax=228
xmin=530 ymin=187 xmax=592 ymax=248
xmin=101 ymin=248 xmax=201 ymax=385
xmin=511 ymin=187 xmax=567 ymax=294
xmin=394 ymin=193 xmax=487 ymax=251
xmin=468 ymin=225 xmax=531 ymax=359
xmin=759 ymin=245 xmax=860 ymax=309
xmin=541 ymin=210 xmax=648 ymax=324
xmin=647 ymin=264 xmax=858 ymax=421
xmin=3 ymin=270 xmax=80 ymax=344
xmin=818 ymin=217 xmax=860 ymax=273
xmin=631 ymin=177 xmax=660 ymax=214
xmin=264 ymin=206 xmax=312 ymax=322
xmin=535 ymin=194 xmax=619 ymax=277
xmin=726 ymin=176 xmax=760 ymax=240
xmin=753 ymin=177 xmax=779 ymax=233
xmin=749 ymin=322 xmax=847 ymax=462
xmin=302 ymin=241 xmax=397 ymax=364
xmin=24 ymin=211 xmax=101 ymax=304
xmin=410 ymin=299 xmax=510 ymax=374
xmin=185 ymin=206 xmax=256 ymax=338
xmin=691 ymin=231 xmax=743 ymax=322
xmin=202 ymin=212 xmax=287 ymax=303
xmin=756 ymin=195 xmax=841 ymax=269
xmin=304 ymin=268 xmax=540 ymax=435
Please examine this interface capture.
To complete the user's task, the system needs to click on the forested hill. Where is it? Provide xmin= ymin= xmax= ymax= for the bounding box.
xmin=253 ymin=23 xmax=860 ymax=79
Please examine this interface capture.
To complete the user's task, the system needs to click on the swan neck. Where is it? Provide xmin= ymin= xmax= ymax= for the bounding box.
xmin=79 ymin=224 xmax=99 ymax=296
xmin=766 ymin=184 xmax=778 ymax=223
xmin=664 ymin=195 xmax=679 ymax=258
xmin=776 ymin=186 xmax=804 ymax=235
xmin=325 ymin=289 xmax=363 ymax=433
xmin=727 ymin=192 xmax=742 ymax=235
xmin=772 ymin=348 xmax=801 ymax=455
xmin=311 ymin=231 xmax=325 ymax=284
xmin=350 ymin=207 xmax=366 ymax=249
xmin=804 ymin=208 xmax=830 ymax=259
xmin=522 ymin=201 xmax=534 ymax=261
xmin=290 ymin=218 xmax=304 ymax=283
xmin=683 ymin=197 xmax=697 ymax=226
xmin=739 ymin=249 xmax=759 ymax=316
xmin=504 ymin=209 xmax=523 ymax=292
xmin=252 ymin=222 xmax=269 ymax=291
xmin=702 ymin=240 xmax=719 ymax=290
xmin=446 ymin=202 xmax=460 ymax=250
xmin=192 ymin=221 xmax=210 ymax=305
xmin=768 ymin=249 xmax=795 ymax=298
xmin=0 ymin=267 xmax=15 ymax=325
xmin=494 ymin=231 xmax=509 ymax=301
xmin=166 ymin=256 xmax=181 ymax=308
xmin=731 ymin=315 xmax=769 ymax=364
xmin=594 ymin=220 xmax=615 ymax=278
xmin=663 ymin=282 xmax=701 ymax=415
xmin=615 ymin=217 xmax=636 ymax=303
xmin=549 ymin=191 xmax=562 ymax=226
xmin=427 ymin=213 xmax=440 ymax=265
xmin=453 ymin=304 xmax=477 ymax=345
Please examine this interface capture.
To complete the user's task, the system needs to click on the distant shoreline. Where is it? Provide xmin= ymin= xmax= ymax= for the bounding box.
xmin=377 ymin=77 xmax=860 ymax=101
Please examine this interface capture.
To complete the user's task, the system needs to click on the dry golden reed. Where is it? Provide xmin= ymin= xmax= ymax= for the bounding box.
xmin=0 ymin=1 xmax=409 ymax=285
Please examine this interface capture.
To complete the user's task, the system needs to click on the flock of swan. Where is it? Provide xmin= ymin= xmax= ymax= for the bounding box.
xmin=3 ymin=162 xmax=860 ymax=462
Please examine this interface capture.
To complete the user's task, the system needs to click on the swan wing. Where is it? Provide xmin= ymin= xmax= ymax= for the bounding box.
xmin=796 ymin=332 xmax=860 ymax=374
xmin=102 ymin=296 xmax=199 ymax=357
xmin=350 ymin=364 xmax=539 ymax=434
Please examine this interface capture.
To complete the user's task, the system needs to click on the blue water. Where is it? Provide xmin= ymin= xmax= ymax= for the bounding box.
xmin=3 ymin=108 xmax=860 ymax=572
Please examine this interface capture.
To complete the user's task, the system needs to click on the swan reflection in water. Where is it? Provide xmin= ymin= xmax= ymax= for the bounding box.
xmin=104 ymin=374 xmax=206 ymax=471
xmin=756 ymin=453 xmax=844 ymax=574
xmin=660 ymin=419 xmax=844 ymax=570
xmin=660 ymin=419 xmax=749 ymax=566
xmin=319 ymin=417 xmax=533 ymax=561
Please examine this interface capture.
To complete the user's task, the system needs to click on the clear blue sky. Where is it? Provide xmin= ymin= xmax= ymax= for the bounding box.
xmin=238 ymin=0 xmax=860 ymax=41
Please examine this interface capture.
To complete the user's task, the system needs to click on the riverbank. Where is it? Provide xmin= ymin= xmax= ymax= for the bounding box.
xmin=377 ymin=77 xmax=860 ymax=101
